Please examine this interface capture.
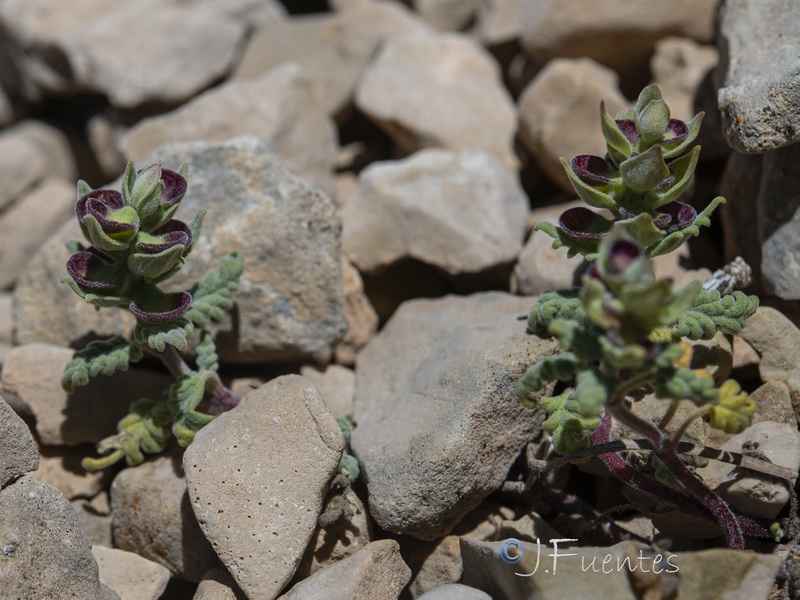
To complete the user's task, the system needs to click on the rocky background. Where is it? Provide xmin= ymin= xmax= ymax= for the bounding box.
xmin=1 ymin=0 xmax=800 ymax=598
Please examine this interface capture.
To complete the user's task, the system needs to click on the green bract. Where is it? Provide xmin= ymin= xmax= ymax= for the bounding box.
xmin=536 ymin=84 xmax=723 ymax=260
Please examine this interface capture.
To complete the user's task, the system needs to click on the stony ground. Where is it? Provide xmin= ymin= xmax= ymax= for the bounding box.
xmin=1 ymin=0 xmax=800 ymax=599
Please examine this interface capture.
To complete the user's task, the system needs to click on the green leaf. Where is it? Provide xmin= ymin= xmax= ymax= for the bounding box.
xmin=654 ymin=366 xmax=717 ymax=405
xmin=662 ymin=112 xmax=704 ymax=159
xmin=131 ymin=164 xmax=163 ymax=218
xmin=619 ymin=146 xmax=670 ymax=192
xmin=541 ymin=390 xmax=602 ymax=455
xmin=548 ymin=319 xmax=602 ymax=362
xmin=600 ymin=100 xmax=633 ymax=165
xmin=646 ymin=195 xmax=724 ymax=257
xmin=184 ymin=251 xmax=245 ymax=328
xmin=336 ymin=416 xmax=355 ymax=440
xmin=76 ymin=180 xmax=93 ymax=199
xmin=708 ymin=379 xmax=754 ymax=434
xmin=338 ymin=452 xmax=360 ymax=484
xmin=132 ymin=318 xmax=193 ymax=352
xmin=121 ymin=161 xmax=137 ymax=206
xmin=196 ymin=330 xmax=219 ymax=373
xmin=673 ymin=289 xmax=759 ymax=340
xmin=527 ymin=289 xmax=586 ymax=334
xmin=533 ymin=220 xmax=600 ymax=260
xmin=61 ymin=336 xmax=144 ymax=393
xmin=60 ymin=272 xmax=128 ymax=307
xmin=518 ymin=352 xmax=582 ymax=405
xmin=645 ymin=146 xmax=701 ymax=210
xmin=127 ymin=243 xmax=186 ymax=279
xmin=185 ymin=209 xmax=206 ymax=256
xmin=82 ymin=214 xmax=132 ymax=252
xmin=618 ymin=212 xmax=666 ymax=248
xmin=561 ymin=157 xmax=618 ymax=210
xmin=169 ymin=372 xmax=215 ymax=446
xmin=636 ymin=99 xmax=670 ymax=148
xmin=65 ymin=240 xmax=86 ymax=254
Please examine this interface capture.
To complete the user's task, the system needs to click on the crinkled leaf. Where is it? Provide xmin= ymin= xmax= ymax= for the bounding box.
xmin=196 ymin=330 xmax=219 ymax=373
xmin=673 ymin=289 xmax=759 ymax=340
xmin=527 ymin=289 xmax=586 ymax=334
xmin=169 ymin=372 xmax=215 ymax=446
xmin=708 ymin=379 xmax=754 ymax=434
xmin=654 ymin=366 xmax=718 ymax=405
xmin=184 ymin=251 xmax=245 ymax=328
xmin=518 ymin=352 xmax=582 ymax=405
xmin=133 ymin=318 xmax=193 ymax=352
xmin=548 ymin=319 xmax=602 ymax=362
xmin=338 ymin=452 xmax=360 ymax=484
xmin=61 ymin=336 xmax=144 ymax=392
xmin=541 ymin=390 xmax=602 ymax=455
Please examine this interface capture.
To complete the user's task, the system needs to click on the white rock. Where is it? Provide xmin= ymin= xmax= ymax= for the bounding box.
xmin=92 ymin=546 xmax=170 ymax=600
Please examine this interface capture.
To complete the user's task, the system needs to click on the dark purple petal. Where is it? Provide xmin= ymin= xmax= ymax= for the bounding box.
xmin=129 ymin=290 xmax=192 ymax=324
xmin=66 ymin=249 xmax=121 ymax=291
xmin=615 ymin=119 xmax=639 ymax=143
xmin=570 ymin=155 xmax=615 ymax=186
xmin=135 ymin=220 xmax=191 ymax=254
xmin=606 ymin=240 xmax=641 ymax=276
xmin=657 ymin=201 xmax=697 ymax=233
xmin=75 ymin=189 xmax=135 ymax=235
xmin=159 ymin=168 xmax=187 ymax=207
xmin=662 ymin=119 xmax=688 ymax=146
xmin=559 ymin=207 xmax=613 ymax=241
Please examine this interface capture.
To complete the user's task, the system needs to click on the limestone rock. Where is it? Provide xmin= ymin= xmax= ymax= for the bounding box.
xmin=299 ymin=364 xmax=356 ymax=419
xmin=0 ymin=476 xmax=120 ymax=599
xmin=110 ymin=451 xmax=217 ymax=582
xmin=0 ymin=177 xmax=74 ymax=289
xmin=0 ymin=394 xmax=38 ymax=488
xmin=71 ymin=498 xmax=113 ymax=547
xmin=413 ymin=0 xmax=480 ymax=32
xmin=417 ymin=584 xmax=492 ymax=600
xmin=193 ymin=567 xmax=247 ymax=600
xmin=740 ymin=306 xmax=800 ymax=404
xmin=518 ymin=58 xmax=628 ymax=191
xmin=121 ymin=64 xmax=337 ymax=197
xmin=183 ymin=375 xmax=344 ymax=600
xmin=92 ymin=546 xmax=171 ymax=600
xmin=716 ymin=0 xmax=800 ymax=153
xmin=350 ymin=292 xmax=559 ymax=540
xmin=0 ymin=293 xmax=11 ymax=344
xmin=334 ymin=257 xmax=379 ymax=366
xmin=28 ymin=444 xmax=108 ymax=500
xmin=651 ymin=37 xmax=718 ymax=122
xmin=356 ymin=31 xmax=517 ymax=166
xmin=278 ymin=540 xmax=410 ymax=600
xmin=342 ymin=148 xmax=528 ymax=275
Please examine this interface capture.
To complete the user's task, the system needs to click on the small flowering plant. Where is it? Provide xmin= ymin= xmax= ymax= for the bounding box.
xmin=61 ymin=162 xmax=244 ymax=470
xmin=536 ymin=84 xmax=725 ymax=260
xmin=516 ymin=85 xmax=779 ymax=550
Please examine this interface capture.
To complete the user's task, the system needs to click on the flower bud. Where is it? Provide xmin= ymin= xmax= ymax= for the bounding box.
xmin=76 ymin=189 xmax=140 ymax=252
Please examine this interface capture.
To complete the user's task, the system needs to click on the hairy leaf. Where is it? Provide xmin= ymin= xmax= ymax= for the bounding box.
xmin=195 ymin=330 xmax=219 ymax=373
xmin=646 ymin=195 xmax=725 ymax=257
xmin=133 ymin=318 xmax=193 ymax=352
xmin=654 ymin=367 xmax=718 ymax=405
xmin=518 ymin=352 xmax=581 ymax=405
xmin=169 ymin=372 xmax=215 ymax=446
xmin=708 ymin=379 xmax=755 ymax=434
xmin=184 ymin=251 xmax=245 ymax=328
xmin=541 ymin=390 xmax=603 ymax=455
xmin=62 ymin=336 xmax=144 ymax=392
xmin=527 ymin=289 xmax=586 ymax=334
xmin=673 ymin=289 xmax=759 ymax=340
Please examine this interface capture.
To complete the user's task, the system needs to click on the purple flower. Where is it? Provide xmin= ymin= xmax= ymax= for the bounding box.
xmin=66 ymin=249 xmax=123 ymax=291
xmin=570 ymin=155 xmax=617 ymax=187
xmin=134 ymin=220 xmax=191 ymax=254
xmin=559 ymin=207 xmax=613 ymax=242
xmin=130 ymin=288 xmax=192 ymax=324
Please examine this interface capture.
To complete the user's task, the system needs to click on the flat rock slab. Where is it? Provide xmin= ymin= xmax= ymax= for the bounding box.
xmin=184 ymin=375 xmax=344 ymax=600
xmin=0 ymin=394 xmax=38 ymax=487
xmin=92 ymin=546 xmax=170 ymax=600
xmin=0 ymin=476 xmax=119 ymax=599
xmin=278 ymin=540 xmax=410 ymax=600
xmin=717 ymin=0 xmax=800 ymax=153
xmin=350 ymin=292 xmax=559 ymax=540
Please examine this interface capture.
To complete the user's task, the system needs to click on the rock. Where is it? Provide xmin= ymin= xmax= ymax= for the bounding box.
xmin=334 ymin=257 xmax=379 ymax=366
xmin=417 ymin=584 xmax=492 ymax=600
xmin=92 ymin=546 xmax=171 ymax=600
xmin=750 ymin=380 xmax=794 ymax=426
xmin=0 ymin=476 xmax=120 ymax=600
xmin=472 ymin=0 xmax=525 ymax=46
xmin=0 ymin=0 xmax=248 ymax=108
xmin=756 ymin=144 xmax=800 ymax=299
xmin=716 ymin=0 xmax=800 ymax=153
xmin=0 ymin=120 xmax=75 ymax=211
xmin=111 ymin=451 xmax=218 ymax=582
xmin=413 ymin=0 xmax=480 ymax=31
xmin=0 ymin=293 xmax=11 ymax=344
xmin=520 ymin=0 xmax=717 ymax=85
xmin=71 ymin=498 xmax=113 ymax=547
xmin=511 ymin=200 xmax=585 ymax=295
xmin=14 ymin=137 xmax=349 ymax=363
xmin=121 ymin=64 xmax=337 ymax=197
xmin=740 ymin=306 xmax=800 ymax=406
xmin=299 ymin=364 xmax=356 ymax=419
xmin=194 ymin=567 xmax=247 ymax=600
xmin=0 ymin=394 xmax=38 ymax=488
xmin=518 ymin=58 xmax=628 ymax=191
xmin=1 ymin=343 xmax=172 ymax=446
xmin=697 ymin=421 xmax=800 ymax=520
xmin=28 ymin=444 xmax=108 ymax=500
xmin=278 ymin=540 xmax=410 ymax=600
xmin=342 ymin=148 xmax=528 ymax=275
xmin=350 ymin=292 xmax=559 ymax=540
xmin=731 ymin=335 xmax=760 ymax=371
xmin=294 ymin=486 xmax=371 ymax=580
xmin=356 ymin=31 xmax=517 ymax=166
xmin=183 ymin=375 xmax=344 ymax=600
xmin=651 ymin=37 xmax=718 ymax=121
xmin=0 ymin=177 xmax=74 ymax=289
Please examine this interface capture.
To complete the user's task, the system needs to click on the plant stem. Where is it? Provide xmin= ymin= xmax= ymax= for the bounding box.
xmin=157 ymin=345 xmax=192 ymax=378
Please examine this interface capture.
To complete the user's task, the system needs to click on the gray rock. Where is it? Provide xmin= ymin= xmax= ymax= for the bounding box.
xmin=28 ymin=444 xmax=108 ymax=500
xmin=651 ymin=37 xmax=718 ymax=122
xmin=111 ymin=451 xmax=218 ymax=582
xmin=356 ymin=31 xmax=517 ymax=166
xmin=183 ymin=375 xmax=344 ymax=600
xmin=193 ymin=567 xmax=247 ymax=600
xmin=716 ymin=0 xmax=800 ymax=153
xmin=521 ymin=0 xmax=717 ymax=84
xmin=0 ymin=177 xmax=74 ymax=289
xmin=518 ymin=58 xmax=628 ymax=191
xmin=472 ymin=0 xmax=525 ymax=46
xmin=413 ymin=0 xmax=480 ymax=32
xmin=0 ymin=293 xmax=11 ymax=344
xmin=1 ymin=343 xmax=171 ymax=446
xmin=92 ymin=546 xmax=171 ymax=600
xmin=757 ymin=144 xmax=800 ymax=299
xmin=740 ymin=306 xmax=800 ymax=404
xmin=14 ymin=137 xmax=348 ymax=363
xmin=350 ymin=292 xmax=559 ymax=540
xmin=750 ymin=380 xmax=794 ymax=426
xmin=0 ymin=0 xmax=248 ymax=108
xmin=299 ymin=364 xmax=356 ymax=419
xmin=121 ymin=64 xmax=337 ymax=197
xmin=71 ymin=498 xmax=113 ymax=547
xmin=341 ymin=148 xmax=528 ymax=275
xmin=334 ymin=257 xmax=379 ymax=366
xmin=0 ymin=394 xmax=38 ymax=488
xmin=417 ymin=584 xmax=492 ymax=600
xmin=278 ymin=540 xmax=410 ymax=600
xmin=0 ymin=120 xmax=75 ymax=211
xmin=0 ymin=476 xmax=120 ymax=599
